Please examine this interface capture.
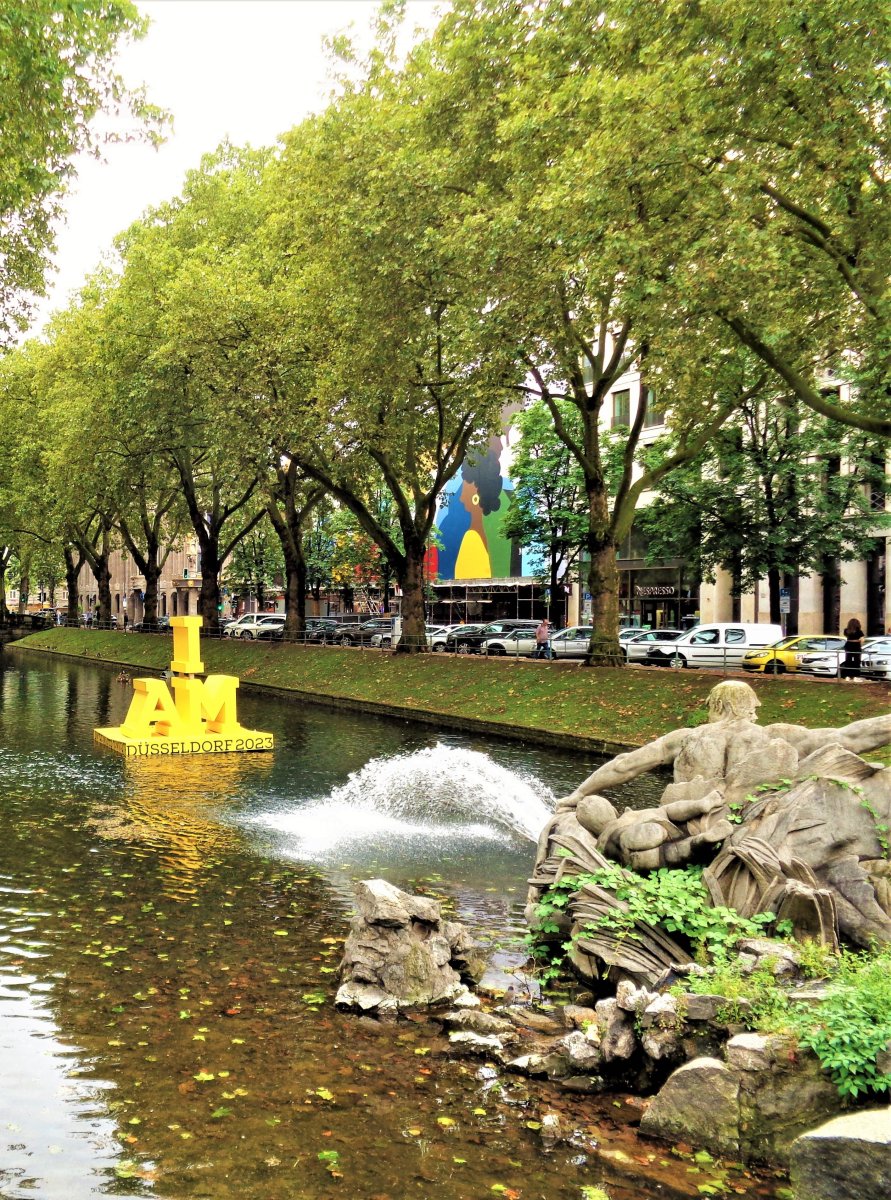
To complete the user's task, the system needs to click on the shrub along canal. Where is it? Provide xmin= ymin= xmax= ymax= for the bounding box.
xmin=0 ymin=650 xmax=786 ymax=1199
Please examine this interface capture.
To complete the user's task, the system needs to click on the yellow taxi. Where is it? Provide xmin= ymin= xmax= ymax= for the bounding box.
xmin=741 ymin=634 xmax=846 ymax=675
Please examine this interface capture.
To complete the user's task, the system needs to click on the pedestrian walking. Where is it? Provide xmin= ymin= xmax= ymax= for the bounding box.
xmin=840 ymin=617 xmax=865 ymax=681
xmin=535 ymin=618 xmax=552 ymax=660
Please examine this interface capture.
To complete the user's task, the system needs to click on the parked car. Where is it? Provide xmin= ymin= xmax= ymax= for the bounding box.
xmin=429 ymin=624 xmax=468 ymax=652
xmin=799 ymin=636 xmax=882 ymax=678
xmin=446 ymin=619 xmax=539 ymax=654
xmin=483 ymin=628 xmax=539 ymax=656
xmin=482 ymin=625 xmax=595 ymax=658
xmin=302 ymin=620 xmax=340 ymax=643
xmin=433 ymin=623 xmax=486 ymax=651
xmin=253 ymin=614 xmax=288 ymax=639
xmin=224 ymin=612 xmax=281 ymax=639
xmin=861 ymin=637 xmax=891 ymax=681
xmin=372 ymin=623 xmax=450 ymax=649
xmin=646 ymin=622 xmax=784 ymax=669
xmin=618 ymin=626 xmax=647 ymax=641
xmin=550 ymin=626 xmax=595 ymax=657
xmin=131 ymin=616 xmax=172 ymax=634
xmin=623 ymin=629 xmax=682 ymax=662
xmin=741 ymin=634 xmax=846 ymax=675
xmin=328 ymin=617 xmax=394 ymax=647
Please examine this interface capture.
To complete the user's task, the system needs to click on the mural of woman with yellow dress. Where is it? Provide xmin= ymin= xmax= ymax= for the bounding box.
xmin=437 ymin=434 xmax=524 ymax=580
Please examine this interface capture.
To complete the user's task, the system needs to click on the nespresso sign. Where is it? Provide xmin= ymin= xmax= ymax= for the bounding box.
xmin=634 ymin=585 xmax=677 ymax=597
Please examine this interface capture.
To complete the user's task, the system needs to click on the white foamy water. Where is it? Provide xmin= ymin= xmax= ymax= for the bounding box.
xmin=252 ymin=743 xmax=555 ymax=858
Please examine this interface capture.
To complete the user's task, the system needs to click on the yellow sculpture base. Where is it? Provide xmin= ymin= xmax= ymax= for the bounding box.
xmin=93 ymin=616 xmax=275 ymax=759
xmin=94 ymin=728 xmax=274 ymax=758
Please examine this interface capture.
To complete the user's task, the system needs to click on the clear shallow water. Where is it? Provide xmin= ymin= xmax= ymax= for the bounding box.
xmin=0 ymin=650 xmax=782 ymax=1200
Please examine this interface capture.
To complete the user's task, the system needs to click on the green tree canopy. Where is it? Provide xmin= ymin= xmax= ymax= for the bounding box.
xmin=0 ymin=0 xmax=165 ymax=340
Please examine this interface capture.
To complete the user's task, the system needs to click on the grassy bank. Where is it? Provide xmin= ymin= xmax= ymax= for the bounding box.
xmin=13 ymin=627 xmax=891 ymax=756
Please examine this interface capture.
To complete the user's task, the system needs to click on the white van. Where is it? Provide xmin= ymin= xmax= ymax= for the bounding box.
xmin=646 ymin=622 xmax=784 ymax=670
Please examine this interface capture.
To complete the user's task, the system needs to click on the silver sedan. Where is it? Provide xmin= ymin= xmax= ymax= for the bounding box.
xmin=623 ymin=629 xmax=682 ymax=663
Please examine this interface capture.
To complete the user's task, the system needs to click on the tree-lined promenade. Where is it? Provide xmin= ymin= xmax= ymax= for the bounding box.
xmin=18 ymin=625 xmax=891 ymax=766
xmin=1 ymin=1 xmax=889 ymax=654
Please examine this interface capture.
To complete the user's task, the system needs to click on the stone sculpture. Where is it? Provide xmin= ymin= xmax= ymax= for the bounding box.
xmin=527 ymin=682 xmax=891 ymax=987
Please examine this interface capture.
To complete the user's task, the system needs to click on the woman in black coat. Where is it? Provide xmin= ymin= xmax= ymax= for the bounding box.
xmin=841 ymin=617 xmax=865 ymax=679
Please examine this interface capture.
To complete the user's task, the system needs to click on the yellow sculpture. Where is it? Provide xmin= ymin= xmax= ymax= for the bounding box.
xmin=94 ymin=616 xmax=274 ymax=757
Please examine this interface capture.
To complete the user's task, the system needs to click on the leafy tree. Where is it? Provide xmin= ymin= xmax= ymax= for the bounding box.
xmin=502 ymin=401 xmax=587 ymax=610
xmin=265 ymin=459 xmax=325 ymax=635
xmin=0 ymin=0 xmax=165 ymax=340
xmin=639 ymin=400 xmax=888 ymax=629
xmin=223 ymin=519 xmax=283 ymax=613
xmin=409 ymin=0 xmax=749 ymax=657
xmin=258 ymin=50 xmax=511 ymax=651
xmin=303 ymin=501 xmax=337 ymax=609
xmin=99 ymin=146 xmax=273 ymax=628
xmin=555 ymin=0 xmax=891 ymax=436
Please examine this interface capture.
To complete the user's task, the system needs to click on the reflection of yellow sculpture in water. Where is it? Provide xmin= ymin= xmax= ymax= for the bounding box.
xmin=94 ymin=616 xmax=274 ymax=757
xmin=91 ymin=752 xmax=273 ymax=898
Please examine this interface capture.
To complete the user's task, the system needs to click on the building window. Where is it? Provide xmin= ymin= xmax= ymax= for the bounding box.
xmin=611 ymin=389 xmax=630 ymax=428
xmin=643 ymin=388 xmax=665 ymax=429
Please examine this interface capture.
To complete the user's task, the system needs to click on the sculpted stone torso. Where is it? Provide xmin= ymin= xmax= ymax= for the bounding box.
xmin=529 ymin=682 xmax=891 ymax=986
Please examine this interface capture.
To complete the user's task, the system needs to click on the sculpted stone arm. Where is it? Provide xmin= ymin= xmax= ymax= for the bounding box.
xmin=563 ymin=727 xmax=687 ymax=805
xmin=768 ymin=714 xmax=891 ymax=760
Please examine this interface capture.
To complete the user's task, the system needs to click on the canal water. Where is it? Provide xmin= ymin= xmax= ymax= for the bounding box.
xmin=0 ymin=650 xmax=784 ymax=1200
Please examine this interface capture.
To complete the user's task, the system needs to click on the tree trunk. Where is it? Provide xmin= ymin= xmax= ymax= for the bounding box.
xmin=785 ymin=571 xmax=799 ymax=637
xmin=142 ymin=564 xmax=161 ymax=626
xmin=64 ymin=546 xmax=83 ymax=625
xmin=730 ymin=547 xmax=742 ymax=622
xmin=95 ymin=556 xmax=112 ymax=626
xmin=585 ymin=478 xmax=621 ymax=664
xmin=767 ymin=566 xmax=781 ymax=625
xmin=197 ymin=543 xmax=221 ymax=627
xmin=267 ymin=498 xmax=312 ymax=636
xmin=18 ymin=572 xmax=29 ymax=615
xmin=822 ymin=555 xmax=841 ymax=635
xmin=396 ymin=539 xmax=428 ymax=653
xmin=866 ymin=548 xmax=885 ymax=636
xmin=0 ymin=547 xmax=10 ymax=625
xmin=587 ymin=539 xmax=620 ymax=662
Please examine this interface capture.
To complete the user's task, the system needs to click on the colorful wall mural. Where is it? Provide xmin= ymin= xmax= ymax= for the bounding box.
xmin=434 ymin=428 xmax=536 ymax=582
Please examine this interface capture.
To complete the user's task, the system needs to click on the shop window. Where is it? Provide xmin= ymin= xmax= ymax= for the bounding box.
xmin=611 ymin=389 xmax=630 ymax=428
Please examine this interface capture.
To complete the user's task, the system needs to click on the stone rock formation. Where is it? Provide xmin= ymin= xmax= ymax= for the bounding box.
xmin=791 ymin=1108 xmax=891 ymax=1200
xmin=336 ymin=879 xmax=485 ymax=1012
xmin=527 ymin=682 xmax=891 ymax=988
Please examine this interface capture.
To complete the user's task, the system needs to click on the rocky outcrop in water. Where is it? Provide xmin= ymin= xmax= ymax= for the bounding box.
xmin=336 ymin=879 xmax=485 ymax=1013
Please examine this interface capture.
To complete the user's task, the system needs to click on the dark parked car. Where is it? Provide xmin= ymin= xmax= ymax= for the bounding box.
xmin=446 ymin=619 xmax=540 ymax=654
xmin=254 ymin=616 xmax=340 ymax=643
xmin=131 ymin=616 xmax=172 ymax=634
xmin=325 ymin=617 xmax=395 ymax=647
xmin=303 ymin=618 xmax=342 ymax=643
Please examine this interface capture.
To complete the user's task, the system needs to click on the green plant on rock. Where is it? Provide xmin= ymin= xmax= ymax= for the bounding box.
xmin=563 ymin=864 xmax=777 ymax=961
xmin=786 ymin=948 xmax=891 ymax=1099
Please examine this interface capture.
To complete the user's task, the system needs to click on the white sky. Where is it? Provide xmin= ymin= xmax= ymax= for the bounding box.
xmin=31 ymin=0 xmax=441 ymax=333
